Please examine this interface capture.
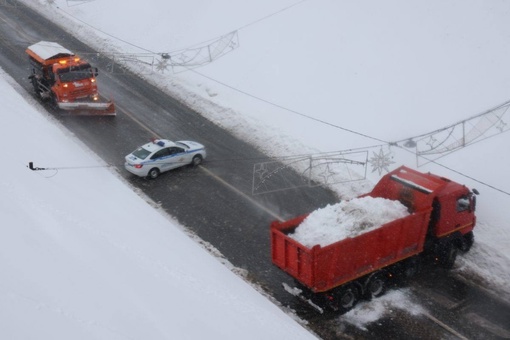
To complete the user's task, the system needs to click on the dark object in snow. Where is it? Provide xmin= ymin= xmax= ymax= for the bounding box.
xmin=28 ymin=162 xmax=46 ymax=171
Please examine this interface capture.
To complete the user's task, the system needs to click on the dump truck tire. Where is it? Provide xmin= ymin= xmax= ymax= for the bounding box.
xmin=366 ymin=273 xmax=386 ymax=299
xmin=329 ymin=285 xmax=359 ymax=314
xmin=460 ymin=231 xmax=474 ymax=253
xmin=439 ymin=243 xmax=458 ymax=269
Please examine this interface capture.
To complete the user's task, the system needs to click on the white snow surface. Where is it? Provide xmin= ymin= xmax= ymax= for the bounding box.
xmin=6 ymin=0 xmax=510 ymax=334
xmin=0 ymin=73 xmax=315 ymax=339
xmin=290 ymin=197 xmax=409 ymax=248
xmin=342 ymin=289 xmax=425 ymax=331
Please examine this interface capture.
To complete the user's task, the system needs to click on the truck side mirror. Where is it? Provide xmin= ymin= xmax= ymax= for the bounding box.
xmin=94 ymin=67 xmax=99 ymax=77
xmin=472 ymin=188 xmax=479 ymax=195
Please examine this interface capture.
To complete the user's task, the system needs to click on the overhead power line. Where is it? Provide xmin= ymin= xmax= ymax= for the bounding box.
xmin=189 ymin=68 xmax=388 ymax=144
xmin=54 ymin=5 xmax=155 ymax=54
xmin=423 ymin=159 xmax=510 ymax=196
xmin=53 ymin=0 xmax=310 ymax=55
xmin=29 ymin=1 xmax=510 ymax=196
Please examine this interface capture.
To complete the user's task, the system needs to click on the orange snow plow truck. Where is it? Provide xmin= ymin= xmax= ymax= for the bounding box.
xmin=26 ymin=41 xmax=115 ymax=116
xmin=271 ymin=166 xmax=478 ymax=313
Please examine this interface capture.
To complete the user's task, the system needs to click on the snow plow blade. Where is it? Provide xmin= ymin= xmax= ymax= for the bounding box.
xmin=58 ymin=96 xmax=116 ymax=116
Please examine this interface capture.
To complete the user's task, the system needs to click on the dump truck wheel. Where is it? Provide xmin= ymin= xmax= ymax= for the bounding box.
xmin=367 ymin=274 xmax=386 ymax=299
xmin=460 ymin=231 xmax=474 ymax=253
xmin=147 ymin=168 xmax=160 ymax=179
xmin=439 ymin=243 xmax=458 ymax=269
xmin=402 ymin=256 xmax=420 ymax=279
xmin=331 ymin=285 xmax=359 ymax=313
xmin=191 ymin=155 xmax=203 ymax=166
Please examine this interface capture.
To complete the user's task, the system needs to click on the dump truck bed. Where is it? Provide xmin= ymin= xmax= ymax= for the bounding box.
xmin=271 ymin=207 xmax=431 ymax=293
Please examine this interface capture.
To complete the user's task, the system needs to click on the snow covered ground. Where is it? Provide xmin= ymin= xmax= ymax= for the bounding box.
xmin=6 ymin=0 xmax=510 ymax=335
xmin=0 ymin=70 xmax=317 ymax=339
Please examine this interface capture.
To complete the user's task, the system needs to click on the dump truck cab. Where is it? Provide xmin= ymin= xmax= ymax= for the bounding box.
xmin=369 ymin=166 xmax=477 ymax=255
xmin=370 ymin=166 xmax=476 ymax=237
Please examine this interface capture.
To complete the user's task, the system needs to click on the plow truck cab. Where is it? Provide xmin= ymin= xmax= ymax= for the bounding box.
xmin=26 ymin=41 xmax=115 ymax=116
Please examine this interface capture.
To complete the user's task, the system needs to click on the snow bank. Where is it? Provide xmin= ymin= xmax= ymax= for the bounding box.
xmin=342 ymin=289 xmax=425 ymax=331
xmin=289 ymin=197 xmax=409 ymax=248
xmin=0 ymin=69 xmax=317 ymax=340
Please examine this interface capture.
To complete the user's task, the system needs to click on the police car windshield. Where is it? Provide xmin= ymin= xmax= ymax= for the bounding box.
xmin=175 ymin=141 xmax=189 ymax=149
xmin=132 ymin=147 xmax=151 ymax=160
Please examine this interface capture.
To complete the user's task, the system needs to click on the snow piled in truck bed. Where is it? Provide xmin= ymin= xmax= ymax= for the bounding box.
xmin=289 ymin=197 xmax=409 ymax=248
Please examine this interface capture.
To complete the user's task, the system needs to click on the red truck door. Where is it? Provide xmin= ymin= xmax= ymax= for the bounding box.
xmin=432 ymin=186 xmax=476 ymax=238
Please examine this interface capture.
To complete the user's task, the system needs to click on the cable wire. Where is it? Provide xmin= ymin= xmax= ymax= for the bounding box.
xmin=37 ymin=1 xmax=510 ymax=196
xmin=189 ymin=68 xmax=388 ymax=144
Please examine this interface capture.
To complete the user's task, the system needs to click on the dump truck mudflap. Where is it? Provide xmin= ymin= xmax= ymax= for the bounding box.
xmin=282 ymin=283 xmax=324 ymax=313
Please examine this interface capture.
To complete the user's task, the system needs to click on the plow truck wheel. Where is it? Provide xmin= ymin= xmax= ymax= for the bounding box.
xmin=50 ymin=94 xmax=59 ymax=109
xmin=31 ymin=78 xmax=42 ymax=100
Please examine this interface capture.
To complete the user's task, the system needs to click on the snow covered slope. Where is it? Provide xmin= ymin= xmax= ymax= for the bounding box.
xmin=0 ymin=71 xmax=316 ymax=339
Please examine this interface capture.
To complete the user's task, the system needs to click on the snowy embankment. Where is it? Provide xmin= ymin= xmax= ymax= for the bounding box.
xmin=0 ymin=70 xmax=316 ymax=339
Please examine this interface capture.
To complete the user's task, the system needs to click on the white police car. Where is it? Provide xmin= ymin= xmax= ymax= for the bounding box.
xmin=125 ymin=138 xmax=206 ymax=179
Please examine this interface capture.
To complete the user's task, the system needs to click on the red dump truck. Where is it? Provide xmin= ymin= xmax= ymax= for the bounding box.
xmin=271 ymin=166 xmax=478 ymax=313
xmin=26 ymin=41 xmax=115 ymax=116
